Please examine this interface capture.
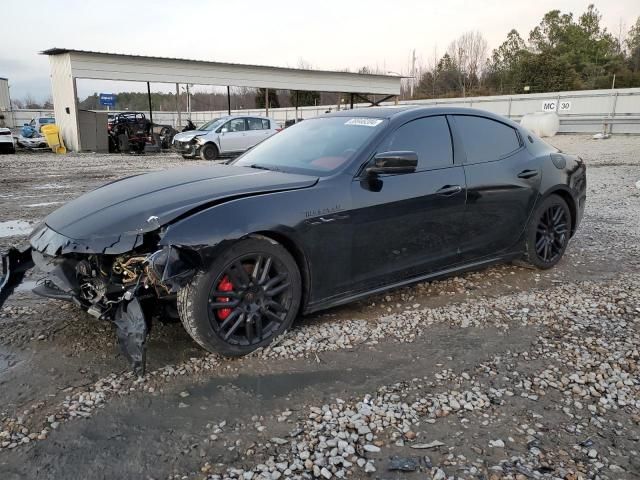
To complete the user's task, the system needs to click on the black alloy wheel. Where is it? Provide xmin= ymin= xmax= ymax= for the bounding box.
xmin=535 ymin=204 xmax=568 ymax=263
xmin=525 ymin=194 xmax=572 ymax=269
xmin=208 ymin=254 xmax=293 ymax=346
xmin=177 ymin=237 xmax=301 ymax=356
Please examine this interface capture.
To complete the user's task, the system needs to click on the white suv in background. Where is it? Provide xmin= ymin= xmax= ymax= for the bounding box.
xmin=173 ymin=115 xmax=280 ymax=160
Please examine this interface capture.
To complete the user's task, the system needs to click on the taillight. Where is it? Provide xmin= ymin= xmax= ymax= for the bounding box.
xmin=275 ymin=128 xmax=282 ymax=132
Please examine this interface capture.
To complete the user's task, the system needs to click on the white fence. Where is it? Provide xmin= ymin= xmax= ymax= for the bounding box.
xmin=5 ymin=87 xmax=640 ymax=134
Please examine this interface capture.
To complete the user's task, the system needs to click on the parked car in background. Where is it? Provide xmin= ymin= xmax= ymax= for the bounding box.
xmin=172 ymin=115 xmax=279 ymax=160
xmin=28 ymin=116 xmax=56 ymax=132
xmin=0 ymin=127 xmax=15 ymax=153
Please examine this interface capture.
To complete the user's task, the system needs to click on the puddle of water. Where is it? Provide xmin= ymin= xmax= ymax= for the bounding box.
xmin=0 ymin=354 xmax=8 ymax=374
xmin=32 ymin=183 xmax=67 ymax=190
xmin=15 ymin=280 xmax=37 ymax=293
xmin=0 ymin=220 xmax=33 ymax=238
xmin=24 ymin=202 xmax=62 ymax=208
xmin=0 ymin=193 xmax=69 ymax=199
xmin=0 ymin=346 xmax=20 ymax=375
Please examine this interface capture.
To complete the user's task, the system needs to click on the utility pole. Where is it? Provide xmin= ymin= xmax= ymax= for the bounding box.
xmin=410 ymin=49 xmax=416 ymax=98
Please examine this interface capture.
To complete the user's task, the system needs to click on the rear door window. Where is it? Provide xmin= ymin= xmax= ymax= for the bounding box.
xmin=453 ymin=115 xmax=521 ymax=164
xmin=380 ymin=116 xmax=453 ymax=171
xmin=248 ymin=118 xmax=268 ymax=130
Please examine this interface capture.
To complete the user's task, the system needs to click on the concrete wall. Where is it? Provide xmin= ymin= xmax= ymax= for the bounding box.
xmin=8 ymin=87 xmax=640 ymax=135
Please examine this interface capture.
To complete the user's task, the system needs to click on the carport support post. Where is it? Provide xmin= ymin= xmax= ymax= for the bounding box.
xmin=295 ymin=90 xmax=299 ymax=123
xmin=227 ymin=86 xmax=231 ymax=115
xmin=146 ymin=82 xmax=153 ymax=133
xmin=350 ymin=93 xmax=354 ymax=109
xmin=175 ymin=83 xmax=181 ymax=129
xmin=265 ymin=88 xmax=269 ymax=116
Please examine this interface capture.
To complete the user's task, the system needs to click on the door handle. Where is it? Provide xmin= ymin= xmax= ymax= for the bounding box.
xmin=517 ymin=169 xmax=539 ymax=179
xmin=436 ymin=185 xmax=463 ymax=196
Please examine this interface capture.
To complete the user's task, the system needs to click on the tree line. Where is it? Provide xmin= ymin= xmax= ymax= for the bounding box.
xmin=414 ymin=5 xmax=640 ymax=98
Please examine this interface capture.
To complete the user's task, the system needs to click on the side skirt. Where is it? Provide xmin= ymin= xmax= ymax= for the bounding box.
xmin=303 ymin=253 xmax=521 ymax=315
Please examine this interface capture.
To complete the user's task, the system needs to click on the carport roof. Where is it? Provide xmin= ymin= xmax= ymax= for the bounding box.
xmin=41 ymin=48 xmax=402 ymax=95
xmin=41 ymin=48 xmax=399 ymax=79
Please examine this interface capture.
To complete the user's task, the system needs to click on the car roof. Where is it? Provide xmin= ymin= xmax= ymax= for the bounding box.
xmin=325 ymin=106 xmax=420 ymax=118
xmin=226 ymin=115 xmax=271 ymax=120
xmin=323 ymin=105 xmax=523 ymax=129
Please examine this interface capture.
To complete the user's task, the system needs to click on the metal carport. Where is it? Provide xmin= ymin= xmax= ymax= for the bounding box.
xmin=42 ymin=48 xmax=402 ymax=152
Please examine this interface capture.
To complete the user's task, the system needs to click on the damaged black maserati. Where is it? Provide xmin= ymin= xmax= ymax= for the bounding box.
xmin=0 ymin=107 xmax=586 ymax=375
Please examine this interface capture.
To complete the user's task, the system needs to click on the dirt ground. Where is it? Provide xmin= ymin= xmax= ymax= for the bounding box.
xmin=0 ymin=135 xmax=639 ymax=480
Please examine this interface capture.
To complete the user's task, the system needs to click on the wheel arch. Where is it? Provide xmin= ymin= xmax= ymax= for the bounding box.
xmin=540 ymin=186 xmax=577 ymax=236
xmin=202 ymin=140 xmax=219 ymax=151
xmin=249 ymin=231 xmax=311 ymax=314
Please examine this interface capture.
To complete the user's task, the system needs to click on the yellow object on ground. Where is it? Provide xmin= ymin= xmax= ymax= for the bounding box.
xmin=41 ymin=124 xmax=67 ymax=154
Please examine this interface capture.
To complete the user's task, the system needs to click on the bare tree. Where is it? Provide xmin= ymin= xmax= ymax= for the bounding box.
xmin=447 ymin=31 xmax=489 ymax=96
xmin=23 ymin=94 xmax=42 ymax=109
xmin=297 ymin=58 xmax=313 ymax=70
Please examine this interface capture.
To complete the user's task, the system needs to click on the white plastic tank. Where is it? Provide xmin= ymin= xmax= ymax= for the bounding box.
xmin=520 ymin=112 xmax=560 ymax=138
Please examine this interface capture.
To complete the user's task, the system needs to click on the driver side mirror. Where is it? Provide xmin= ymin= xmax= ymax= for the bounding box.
xmin=220 ymin=128 xmax=228 ymax=134
xmin=366 ymin=151 xmax=418 ymax=175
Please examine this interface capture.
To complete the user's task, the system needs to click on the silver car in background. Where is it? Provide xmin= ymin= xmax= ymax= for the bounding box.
xmin=173 ymin=115 xmax=280 ymax=160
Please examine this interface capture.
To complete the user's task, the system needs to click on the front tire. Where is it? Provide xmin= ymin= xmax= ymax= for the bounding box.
xmin=524 ymin=194 xmax=571 ymax=269
xmin=199 ymin=143 xmax=219 ymax=161
xmin=177 ymin=237 xmax=301 ymax=356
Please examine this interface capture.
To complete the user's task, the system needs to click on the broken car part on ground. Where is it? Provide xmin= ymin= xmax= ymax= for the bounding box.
xmin=0 ymin=106 xmax=586 ymax=375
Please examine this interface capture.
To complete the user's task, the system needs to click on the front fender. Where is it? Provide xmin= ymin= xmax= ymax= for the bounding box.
xmin=158 ymin=190 xmax=311 ymax=268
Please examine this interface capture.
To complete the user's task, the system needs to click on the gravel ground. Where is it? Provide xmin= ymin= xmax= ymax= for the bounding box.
xmin=0 ymin=135 xmax=639 ymax=480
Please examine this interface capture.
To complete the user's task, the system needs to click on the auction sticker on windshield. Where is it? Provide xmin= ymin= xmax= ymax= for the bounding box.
xmin=345 ymin=118 xmax=383 ymax=127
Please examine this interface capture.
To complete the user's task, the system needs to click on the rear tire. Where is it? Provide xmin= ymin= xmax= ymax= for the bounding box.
xmin=524 ymin=194 xmax=572 ymax=269
xmin=177 ymin=237 xmax=301 ymax=356
xmin=117 ymin=134 xmax=129 ymax=153
xmin=199 ymin=143 xmax=219 ymax=161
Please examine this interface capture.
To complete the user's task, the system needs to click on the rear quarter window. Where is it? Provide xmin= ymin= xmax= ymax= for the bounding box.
xmin=454 ymin=115 xmax=521 ymax=164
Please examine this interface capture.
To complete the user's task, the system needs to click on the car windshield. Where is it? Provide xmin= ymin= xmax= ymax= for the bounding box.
xmin=39 ymin=117 xmax=55 ymax=124
xmin=197 ymin=118 xmax=227 ymax=131
xmin=233 ymin=116 xmax=386 ymax=176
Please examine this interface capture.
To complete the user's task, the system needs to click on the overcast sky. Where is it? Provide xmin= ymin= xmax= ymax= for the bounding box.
xmin=1 ymin=0 xmax=638 ymax=101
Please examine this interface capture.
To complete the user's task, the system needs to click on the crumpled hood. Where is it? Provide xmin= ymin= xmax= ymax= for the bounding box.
xmin=43 ymin=164 xmax=318 ymax=241
xmin=173 ymin=130 xmax=209 ymax=142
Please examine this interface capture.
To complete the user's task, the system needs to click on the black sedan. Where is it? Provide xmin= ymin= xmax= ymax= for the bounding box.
xmin=0 ymin=107 xmax=586 ymax=374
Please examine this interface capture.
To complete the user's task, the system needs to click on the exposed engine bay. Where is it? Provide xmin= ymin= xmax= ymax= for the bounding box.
xmin=17 ymin=241 xmax=198 ymax=376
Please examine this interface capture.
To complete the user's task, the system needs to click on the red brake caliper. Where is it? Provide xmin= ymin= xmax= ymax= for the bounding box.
xmin=216 ymin=275 xmax=234 ymax=321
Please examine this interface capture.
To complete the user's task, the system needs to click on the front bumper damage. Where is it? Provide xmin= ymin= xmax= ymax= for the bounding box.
xmin=172 ymin=138 xmax=200 ymax=157
xmin=0 ymin=224 xmax=198 ymax=376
